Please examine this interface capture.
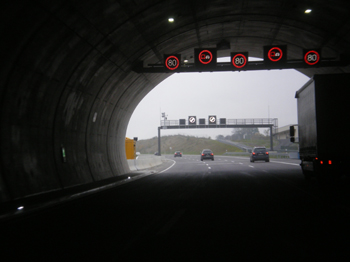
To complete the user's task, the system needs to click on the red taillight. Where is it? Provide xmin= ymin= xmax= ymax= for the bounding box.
xmin=317 ymin=159 xmax=332 ymax=165
xmin=211 ymin=153 xmax=213 ymax=156
xmin=266 ymin=152 xmax=269 ymax=155
xmin=252 ymin=152 xmax=256 ymax=155
xmin=202 ymin=154 xmax=205 ymax=156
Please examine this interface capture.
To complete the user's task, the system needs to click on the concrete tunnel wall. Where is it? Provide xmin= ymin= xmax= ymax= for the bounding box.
xmin=1 ymin=0 xmax=350 ymax=202
xmin=0 ymin=1 xmax=169 ymax=202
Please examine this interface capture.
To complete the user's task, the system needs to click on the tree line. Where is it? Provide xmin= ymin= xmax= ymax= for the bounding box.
xmin=216 ymin=128 xmax=270 ymax=141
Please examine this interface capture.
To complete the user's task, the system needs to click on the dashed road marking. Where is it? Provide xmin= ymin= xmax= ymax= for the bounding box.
xmin=270 ymin=161 xmax=300 ymax=166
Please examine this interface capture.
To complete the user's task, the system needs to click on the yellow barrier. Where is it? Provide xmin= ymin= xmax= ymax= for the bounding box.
xmin=125 ymin=137 xmax=136 ymax=159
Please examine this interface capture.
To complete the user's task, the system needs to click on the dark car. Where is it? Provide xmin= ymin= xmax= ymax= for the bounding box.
xmin=250 ymin=147 xmax=269 ymax=162
xmin=174 ymin=151 xmax=182 ymax=157
xmin=201 ymin=149 xmax=214 ymax=161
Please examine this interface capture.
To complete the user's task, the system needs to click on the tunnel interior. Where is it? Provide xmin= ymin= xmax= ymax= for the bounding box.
xmin=1 ymin=0 xmax=350 ymax=202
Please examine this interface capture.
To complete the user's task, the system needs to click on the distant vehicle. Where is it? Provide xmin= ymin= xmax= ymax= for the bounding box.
xmin=174 ymin=151 xmax=182 ymax=157
xmin=201 ymin=149 xmax=214 ymax=161
xmin=290 ymin=73 xmax=349 ymax=180
xmin=250 ymin=147 xmax=269 ymax=162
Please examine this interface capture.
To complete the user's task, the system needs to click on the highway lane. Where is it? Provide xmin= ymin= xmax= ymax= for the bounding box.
xmin=1 ymin=155 xmax=349 ymax=261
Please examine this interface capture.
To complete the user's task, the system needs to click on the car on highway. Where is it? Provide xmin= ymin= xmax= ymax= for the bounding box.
xmin=174 ymin=151 xmax=182 ymax=157
xmin=201 ymin=149 xmax=214 ymax=161
xmin=250 ymin=147 xmax=269 ymax=162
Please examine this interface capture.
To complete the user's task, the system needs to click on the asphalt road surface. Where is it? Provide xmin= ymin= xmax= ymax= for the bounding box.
xmin=1 ymin=155 xmax=350 ymax=261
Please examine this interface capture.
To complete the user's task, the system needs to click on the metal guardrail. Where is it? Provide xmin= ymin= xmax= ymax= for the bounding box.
xmin=223 ymin=151 xmax=300 ymax=159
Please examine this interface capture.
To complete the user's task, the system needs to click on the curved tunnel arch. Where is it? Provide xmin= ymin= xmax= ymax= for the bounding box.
xmin=1 ymin=0 xmax=349 ymax=202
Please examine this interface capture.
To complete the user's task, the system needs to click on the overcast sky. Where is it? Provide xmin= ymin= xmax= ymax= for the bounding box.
xmin=126 ymin=57 xmax=310 ymax=140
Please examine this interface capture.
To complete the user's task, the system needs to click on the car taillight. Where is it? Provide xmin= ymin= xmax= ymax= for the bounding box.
xmin=320 ymin=160 xmax=333 ymax=165
xmin=211 ymin=153 xmax=213 ymax=156
xmin=252 ymin=152 xmax=256 ymax=155
xmin=317 ymin=158 xmax=332 ymax=165
xmin=202 ymin=154 xmax=205 ymax=156
xmin=266 ymin=152 xmax=269 ymax=155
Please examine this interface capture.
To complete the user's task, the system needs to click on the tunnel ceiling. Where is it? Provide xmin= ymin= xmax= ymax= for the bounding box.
xmin=1 ymin=0 xmax=350 ymax=201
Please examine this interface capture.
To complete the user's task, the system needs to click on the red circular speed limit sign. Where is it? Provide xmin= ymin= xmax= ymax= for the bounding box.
xmin=232 ymin=54 xmax=247 ymax=68
xmin=268 ymin=47 xmax=283 ymax=62
xmin=304 ymin=50 xmax=320 ymax=65
xmin=198 ymin=50 xmax=213 ymax=64
xmin=165 ymin=56 xmax=180 ymax=70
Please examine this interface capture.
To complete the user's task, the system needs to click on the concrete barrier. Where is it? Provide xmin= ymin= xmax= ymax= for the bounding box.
xmin=128 ymin=155 xmax=164 ymax=171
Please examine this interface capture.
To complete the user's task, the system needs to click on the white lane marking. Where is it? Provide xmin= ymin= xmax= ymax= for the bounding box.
xmin=230 ymin=156 xmax=250 ymax=160
xmin=239 ymin=163 xmax=243 ymax=165
xmin=208 ymin=167 xmax=211 ymax=169
xmin=158 ymin=160 xmax=176 ymax=174
xmin=240 ymin=172 xmax=255 ymax=177
xmin=270 ymin=161 xmax=300 ymax=166
xmin=248 ymin=165 xmax=254 ymax=168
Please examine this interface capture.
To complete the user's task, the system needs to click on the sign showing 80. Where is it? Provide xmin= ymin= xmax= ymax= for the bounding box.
xmin=231 ymin=52 xmax=248 ymax=69
xmin=304 ymin=50 xmax=320 ymax=65
xmin=164 ymin=55 xmax=181 ymax=70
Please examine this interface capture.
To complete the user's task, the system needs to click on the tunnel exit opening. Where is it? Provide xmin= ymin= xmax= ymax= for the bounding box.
xmin=126 ymin=57 xmax=309 ymax=150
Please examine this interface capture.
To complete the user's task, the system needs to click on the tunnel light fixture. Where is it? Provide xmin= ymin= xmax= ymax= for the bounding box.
xmin=93 ymin=112 xmax=97 ymax=122
xmin=17 ymin=206 xmax=24 ymax=210
xmin=168 ymin=17 xmax=174 ymax=23
xmin=61 ymin=146 xmax=67 ymax=163
xmin=304 ymin=9 xmax=312 ymax=14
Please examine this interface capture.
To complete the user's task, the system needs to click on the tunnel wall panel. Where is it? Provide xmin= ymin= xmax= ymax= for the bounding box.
xmin=87 ymin=100 xmax=114 ymax=181
xmin=67 ymin=1 xmax=128 ymax=36
xmin=106 ymin=71 xmax=170 ymax=177
xmin=1 ymin=68 xmax=63 ymax=199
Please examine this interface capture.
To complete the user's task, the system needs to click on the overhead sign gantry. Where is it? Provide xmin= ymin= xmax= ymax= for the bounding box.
xmin=133 ymin=46 xmax=348 ymax=73
xmin=157 ymin=117 xmax=278 ymax=156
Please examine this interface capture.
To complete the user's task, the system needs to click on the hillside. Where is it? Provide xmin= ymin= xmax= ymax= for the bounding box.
xmin=136 ymin=135 xmax=244 ymax=155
